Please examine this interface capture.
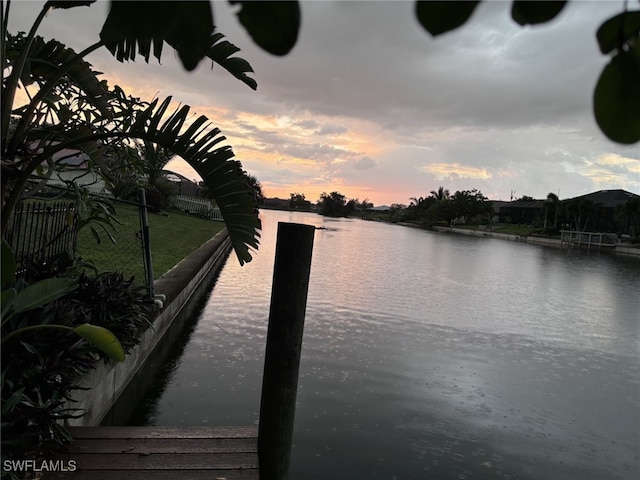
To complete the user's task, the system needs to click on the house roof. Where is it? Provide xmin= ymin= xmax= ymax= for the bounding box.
xmin=50 ymin=148 xmax=89 ymax=167
xmin=568 ymin=189 xmax=639 ymax=208
xmin=162 ymin=169 xmax=197 ymax=184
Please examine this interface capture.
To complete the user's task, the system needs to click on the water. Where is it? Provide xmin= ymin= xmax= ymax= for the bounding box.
xmin=130 ymin=210 xmax=640 ymax=479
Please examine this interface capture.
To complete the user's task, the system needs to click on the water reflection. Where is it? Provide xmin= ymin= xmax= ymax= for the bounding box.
xmin=132 ymin=210 xmax=640 ymax=479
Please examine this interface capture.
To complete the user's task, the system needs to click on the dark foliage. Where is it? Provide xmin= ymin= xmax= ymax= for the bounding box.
xmin=1 ymin=271 xmax=154 ymax=462
xmin=69 ymin=272 xmax=155 ymax=352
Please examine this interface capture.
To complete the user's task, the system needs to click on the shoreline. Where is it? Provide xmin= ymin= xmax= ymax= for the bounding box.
xmin=396 ymin=222 xmax=640 ymax=257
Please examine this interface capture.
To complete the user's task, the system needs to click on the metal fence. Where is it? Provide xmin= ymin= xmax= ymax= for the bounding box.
xmin=5 ymin=200 xmax=78 ymax=279
xmin=74 ymin=193 xmax=154 ymax=296
xmin=7 ymin=193 xmax=154 ymax=297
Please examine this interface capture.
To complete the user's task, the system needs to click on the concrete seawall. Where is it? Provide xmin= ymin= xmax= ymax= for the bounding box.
xmin=64 ymin=228 xmax=233 ymax=426
xmin=430 ymin=225 xmax=640 ymax=256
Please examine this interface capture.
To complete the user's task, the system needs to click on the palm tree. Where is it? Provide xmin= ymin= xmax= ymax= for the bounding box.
xmin=408 ymin=196 xmax=424 ymax=220
xmin=430 ymin=186 xmax=450 ymax=202
xmin=244 ymin=172 xmax=265 ymax=206
xmin=543 ymin=192 xmax=560 ymax=229
xmin=1 ymin=1 xmax=261 ymax=264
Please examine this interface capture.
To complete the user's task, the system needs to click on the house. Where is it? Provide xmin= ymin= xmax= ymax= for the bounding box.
xmin=568 ymin=189 xmax=638 ymax=208
xmin=34 ymin=146 xmax=109 ymax=195
xmin=496 ymin=199 xmax=545 ymax=224
xmin=163 ymin=170 xmax=200 ymax=196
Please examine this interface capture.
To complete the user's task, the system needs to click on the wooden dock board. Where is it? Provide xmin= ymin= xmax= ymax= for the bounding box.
xmin=45 ymin=426 xmax=258 ymax=480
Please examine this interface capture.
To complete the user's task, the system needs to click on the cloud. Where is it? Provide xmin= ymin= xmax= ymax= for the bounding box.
xmin=8 ymin=1 xmax=640 ymax=206
xmin=581 ymin=154 xmax=640 ymax=191
xmin=421 ymin=163 xmax=492 ymax=181
xmin=352 ymin=157 xmax=376 ymax=170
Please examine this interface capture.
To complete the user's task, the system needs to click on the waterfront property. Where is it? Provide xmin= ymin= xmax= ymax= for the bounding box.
xmin=125 ymin=209 xmax=639 ymax=480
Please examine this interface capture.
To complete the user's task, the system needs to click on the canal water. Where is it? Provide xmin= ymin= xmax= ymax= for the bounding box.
xmin=129 ymin=209 xmax=639 ymax=480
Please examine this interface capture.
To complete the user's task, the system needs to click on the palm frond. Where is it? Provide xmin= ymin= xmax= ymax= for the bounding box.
xmin=6 ymin=34 xmax=110 ymax=116
xmin=128 ymin=97 xmax=260 ymax=264
xmin=98 ymin=2 xmax=256 ymax=89
xmin=205 ymin=33 xmax=257 ymax=91
xmin=99 ymin=1 xmax=213 ymax=72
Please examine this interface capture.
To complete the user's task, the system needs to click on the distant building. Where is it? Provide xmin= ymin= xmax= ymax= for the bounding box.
xmin=569 ymin=189 xmax=638 ymax=208
xmin=33 ymin=145 xmax=109 ymax=194
xmin=493 ymin=189 xmax=639 ymax=227
xmin=496 ymin=199 xmax=545 ymax=224
xmin=162 ymin=170 xmax=200 ymax=196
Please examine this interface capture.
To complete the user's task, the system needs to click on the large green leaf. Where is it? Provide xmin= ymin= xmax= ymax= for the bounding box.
xmin=1 ymin=289 xmax=17 ymax=323
xmin=100 ymin=1 xmax=214 ymax=71
xmin=206 ymin=33 xmax=257 ymax=90
xmin=1 ymin=240 xmax=16 ymax=287
xmin=8 ymin=35 xmax=110 ymax=115
xmin=13 ymin=278 xmax=78 ymax=313
xmin=415 ymin=1 xmax=481 ymax=37
xmin=593 ymin=46 xmax=640 ymax=144
xmin=230 ymin=1 xmax=300 ymax=55
xmin=596 ymin=11 xmax=640 ymax=55
xmin=511 ymin=1 xmax=567 ymax=26
xmin=127 ymin=97 xmax=261 ymax=264
xmin=74 ymin=324 xmax=125 ymax=362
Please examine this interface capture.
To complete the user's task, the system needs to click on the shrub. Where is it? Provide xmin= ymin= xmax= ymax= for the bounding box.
xmin=1 ymin=270 xmax=154 ymax=461
xmin=68 ymin=272 xmax=155 ymax=352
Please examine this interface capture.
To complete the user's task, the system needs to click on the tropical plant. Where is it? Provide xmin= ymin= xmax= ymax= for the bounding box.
xmin=543 ymin=192 xmax=561 ymax=230
xmin=616 ymin=196 xmax=640 ymax=237
xmin=1 ymin=0 xmax=261 ymax=265
xmin=1 ymin=240 xmax=125 ymax=361
xmin=430 ymin=186 xmax=450 ymax=202
xmin=318 ymin=191 xmax=351 ymax=217
xmin=0 ymin=239 xmax=158 ymax=461
xmin=244 ymin=171 xmax=265 ymax=206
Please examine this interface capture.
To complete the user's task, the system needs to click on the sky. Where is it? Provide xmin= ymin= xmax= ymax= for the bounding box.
xmin=9 ymin=0 xmax=640 ymax=207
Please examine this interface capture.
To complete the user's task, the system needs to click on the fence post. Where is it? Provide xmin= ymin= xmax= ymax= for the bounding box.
xmin=258 ymin=222 xmax=315 ymax=480
xmin=138 ymin=189 xmax=155 ymax=299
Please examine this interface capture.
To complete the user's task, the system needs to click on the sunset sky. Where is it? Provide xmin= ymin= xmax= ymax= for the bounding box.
xmin=9 ymin=1 xmax=640 ymax=206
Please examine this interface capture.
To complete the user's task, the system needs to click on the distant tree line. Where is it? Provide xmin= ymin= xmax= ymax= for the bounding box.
xmin=281 ymin=186 xmax=640 ymax=238
xmin=316 ymin=192 xmax=372 ymax=217
xmin=404 ymin=187 xmax=493 ymax=226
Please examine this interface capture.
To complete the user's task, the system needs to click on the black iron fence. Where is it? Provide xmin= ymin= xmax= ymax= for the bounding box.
xmin=6 ymin=192 xmax=155 ymax=297
xmin=5 ymin=200 xmax=78 ymax=279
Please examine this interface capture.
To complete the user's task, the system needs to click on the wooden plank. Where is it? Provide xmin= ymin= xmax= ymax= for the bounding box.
xmin=65 ymin=437 xmax=257 ymax=454
xmin=67 ymin=426 xmax=258 ymax=440
xmin=54 ymin=452 xmax=258 ymax=470
xmin=43 ymin=426 xmax=259 ymax=479
xmin=47 ymin=468 xmax=258 ymax=480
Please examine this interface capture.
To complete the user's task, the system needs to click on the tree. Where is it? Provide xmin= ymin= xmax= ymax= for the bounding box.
xmin=317 ymin=191 xmax=359 ymax=217
xmin=564 ymin=198 xmax=595 ymax=231
xmin=356 ymin=198 xmax=374 ymax=212
xmin=244 ymin=171 xmax=265 ymax=206
xmin=450 ymin=189 xmax=493 ymax=223
xmin=617 ymin=197 xmax=640 ymax=237
xmin=544 ymin=192 xmax=561 ymax=230
xmin=1 ymin=1 xmax=261 ymax=264
xmin=430 ymin=186 xmax=450 ymax=202
xmin=289 ymin=192 xmax=311 ymax=210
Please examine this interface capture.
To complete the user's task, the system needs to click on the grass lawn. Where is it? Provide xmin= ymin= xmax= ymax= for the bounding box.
xmin=76 ymin=203 xmax=225 ymax=283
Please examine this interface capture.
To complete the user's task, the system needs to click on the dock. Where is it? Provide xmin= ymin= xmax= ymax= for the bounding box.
xmin=46 ymin=426 xmax=259 ymax=479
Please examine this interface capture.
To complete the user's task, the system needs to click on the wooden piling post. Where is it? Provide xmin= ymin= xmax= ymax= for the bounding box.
xmin=258 ymin=222 xmax=315 ymax=480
